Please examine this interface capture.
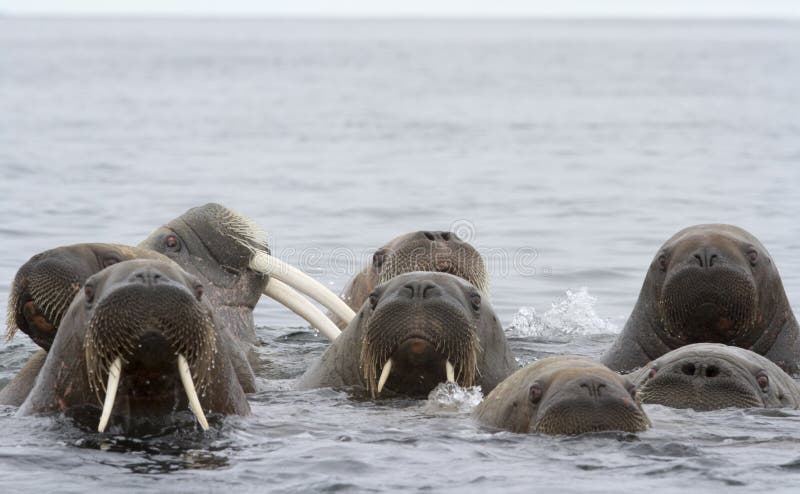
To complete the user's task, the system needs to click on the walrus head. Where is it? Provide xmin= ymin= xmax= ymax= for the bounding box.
xmin=6 ymin=244 xmax=168 ymax=350
xmin=474 ymin=357 xmax=650 ymax=435
xmin=138 ymin=204 xmax=268 ymax=344
xmin=647 ymin=224 xmax=785 ymax=349
xmin=373 ymin=231 xmax=488 ymax=293
xmin=18 ymin=259 xmax=250 ymax=432
xmin=358 ymin=272 xmax=491 ymax=398
xmin=631 ymin=343 xmax=799 ymax=410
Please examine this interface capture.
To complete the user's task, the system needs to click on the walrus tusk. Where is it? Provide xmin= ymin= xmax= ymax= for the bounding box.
xmin=98 ymin=357 xmax=122 ymax=433
xmin=263 ymin=279 xmax=342 ymax=341
xmin=446 ymin=360 xmax=455 ymax=383
xmin=377 ymin=359 xmax=393 ymax=394
xmin=250 ymin=251 xmax=356 ymax=325
xmin=178 ymin=354 xmax=209 ymax=431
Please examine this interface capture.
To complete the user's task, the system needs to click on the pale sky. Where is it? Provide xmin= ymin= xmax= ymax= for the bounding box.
xmin=1 ymin=0 xmax=798 ymax=17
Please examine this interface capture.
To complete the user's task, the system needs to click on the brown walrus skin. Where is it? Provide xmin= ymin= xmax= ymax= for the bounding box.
xmin=19 ymin=259 xmax=250 ymax=432
xmin=302 ymin=272 xmax=516 ymax=398
xmin=601 ymin=224 xmax=800 ymax=374
xmin=474 ymin=356 xmax=650 ymax=435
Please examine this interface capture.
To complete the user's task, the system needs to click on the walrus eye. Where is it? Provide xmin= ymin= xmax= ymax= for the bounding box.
xmin=470 ymin=293 xmax=481 ymax=311
xmin=165 ymin=234 xmax=180 ymax=251
xmin=102 ymin=257 xmax=120 ymax=268
xmin=657 ymin=254 xmax=667 ymax=271
xmin=756 ymin=373 xmax=769 ymax=389
xmin=747 ymin=250 xmax=758 ymax=265
xmin=84 ymin=284 xmax=95 ymax=304
xmin=372 ymin=249 xmax=386 ymax=271
xmin=529 ymin=382 xmax=543 ymax=404
xmin=194 ymin=284 xmax=204 ymax=301
xmin=369 ymin=292 xmax=379 ymax=310
xmin=628 ymin=387 xmax=637 ymax=399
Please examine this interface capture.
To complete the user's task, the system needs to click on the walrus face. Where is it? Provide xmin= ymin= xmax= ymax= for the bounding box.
xmin=81 ymin=260 xmax=218 ymax=430
xmin=650 ymin=225 xmax=776 ymax=347
xmin=138 ymin=203 xmax=269 ymax=343
xmin=359 ymin=272 xmax=483 ymax=398
xmin=474 ymin=357 xmax=650 ymax=435
xmin=531 ymin=367 xmax=649 ymax=435
xmin=374 ymin=231 xmax=488 ymax=294
xmin=7 ymin=244 xmax=166 ymax=350
xmin=634 ymin=344 xmax=793 ymax=410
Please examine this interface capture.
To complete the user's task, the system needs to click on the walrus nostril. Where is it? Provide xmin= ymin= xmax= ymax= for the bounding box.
xmin=705 ymin=365 xmax=719 ymax=378
xmin=681 ymin=363 xmax=697 ymax=376
xmin=694 ymin=254 xmax=704 ymax=267
xmin=441 ymin=232 xmax=451 ymax=241
xmin=402 ymin=281 xmax=440 ymax=299
xmin=130 ymin=270 xmax=164 ymax=286
xmin=423 ymin=231 xmax=435 ymax=241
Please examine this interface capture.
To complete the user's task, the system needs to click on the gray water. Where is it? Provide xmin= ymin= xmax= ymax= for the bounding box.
xmin=2 ymin=17 xmax=800 ymax=493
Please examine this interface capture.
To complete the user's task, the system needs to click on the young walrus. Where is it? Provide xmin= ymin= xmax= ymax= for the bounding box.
xmin=474 ymin=356 xmax=651 ymax=435
xmin=628 ymin=343 xmax=800 ymax=410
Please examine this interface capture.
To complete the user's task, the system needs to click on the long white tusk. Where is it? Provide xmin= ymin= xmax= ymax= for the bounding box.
xmin=178 ymin=354 xmax=209 ymax=431
xmin=98 ymin=357 xmax=122 ymax=433
xmin=250 ymin=251 xmax=356 ymax=325
xmin=446 ymin=360 xmax=455 ymax=383
xmin=377 ymin=359 xmax=393 ymax=394
xmin=263 ymin=278 xmax=341 ymax=341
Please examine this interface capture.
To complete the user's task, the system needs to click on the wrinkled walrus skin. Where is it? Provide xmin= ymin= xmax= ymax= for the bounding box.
xmin=628 ymin=343 xmax=800 ymax=410
xmin=302 ymin=272 xmax=516 ymax=398
xmin=19 ymin=260 xmax=250 ymax=432
xmin=602 ymin=224 xmax=800 ymax=374
xmin=474 ymin=356 xmax=650 ymax=435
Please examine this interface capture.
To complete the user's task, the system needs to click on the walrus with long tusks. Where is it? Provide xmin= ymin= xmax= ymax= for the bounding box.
xmin=0 ymin=244 xmax=170 ymax=406
xmin=301 ymin=272 xmax=516 ymax=397
xmin=474 ymin=356 xmax=651 ymax=435
xmin=601 ymin=224 xmax=800 ymax=373
xmin=19 ymin=259 xmax=250 ymax=433
xmin=2 ymin=204 xmax=348 ymax=405
xmin=334 ymin=231 xmax=488 ymax=328
xmin=628 ymin=343 xmax=800 ymax=410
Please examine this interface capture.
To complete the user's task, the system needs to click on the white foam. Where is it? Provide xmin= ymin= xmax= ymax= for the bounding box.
xmin=424 ymin=382 xmax=484 ymax=413
xmin=508 ymin=287 xmax=618 ymax=338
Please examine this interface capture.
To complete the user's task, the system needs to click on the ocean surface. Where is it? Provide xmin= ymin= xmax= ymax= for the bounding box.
xmin=1 ymin=17 xmax=800 ymax=493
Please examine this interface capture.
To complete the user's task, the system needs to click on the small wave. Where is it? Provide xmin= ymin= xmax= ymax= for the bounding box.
xmin=423 ymin=383 xmax=483 ymax=413
xmin=508 ymin=287 xmax=619 ymax=338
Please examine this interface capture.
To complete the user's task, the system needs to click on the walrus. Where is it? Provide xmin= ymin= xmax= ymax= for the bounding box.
xmin=0 ymin=244 xmax=170 ymax=406
xmin=301 ymin=272 xmax=516 ymax=397
xmin=19 ymin=259 xmax=251 ymax=432
xmin=474 ymin=356 xmax=651 ymax=435
xmin=628 ymin=343 xmax=800 ymax=410
xmin=2 ymin=204 xmax=350 ymax=406
xmin=138 ymin=203 xmax=351 ymax=342
xmin=336 ymin=231 xmax=487 ymax=326
xmin=601 ymin=224 xmax=800 ymax=373
xmin=6 ymin=243 xmax=169 ymax=351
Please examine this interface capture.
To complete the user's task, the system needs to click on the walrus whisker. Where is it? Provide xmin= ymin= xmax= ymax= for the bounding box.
xmin=97 ymin=357 xmax=122 ymax=433
xmin=178 ymin=354 xmax=209 ymax=431
xmin=248 ymin=250 xmax=356 ymax=324
xmin=263 ymin=278 xmax=341 ymax=341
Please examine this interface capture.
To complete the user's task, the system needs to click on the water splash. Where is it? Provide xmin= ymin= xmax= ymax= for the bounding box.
xmin=508 ymin=287 xmax=618 ymax=338
xmin=423 ymin=383 xmax=483 ymax=413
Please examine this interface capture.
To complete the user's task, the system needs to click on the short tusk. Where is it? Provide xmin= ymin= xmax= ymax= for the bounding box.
xmin=263 ymin=279 xmax=341 ymax=341
xmin=178 ymin=354 xmax=209 ymax=431
xmin=98 ymin=357 xmax=122 ymax=433
xmin=377 ymin=359 xmax=393 ymax=394
xmin=250 ymin=251 xmax=356 ymax=325
xmin=446 ymin=360 xmax=455 ymax=383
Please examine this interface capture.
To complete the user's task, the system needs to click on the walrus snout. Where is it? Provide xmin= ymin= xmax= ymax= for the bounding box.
xmin=637 ymin=355 xmax=763 ymax=410
xmin=534 ymin=374 xmax=646 ymax=435
xmin=361 ymin=274 xmax=480 ymax=398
